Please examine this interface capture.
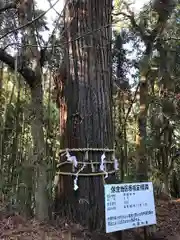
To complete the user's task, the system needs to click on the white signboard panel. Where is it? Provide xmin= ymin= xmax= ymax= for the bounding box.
xmin=104 ymin=182 xmax=156 ymax=233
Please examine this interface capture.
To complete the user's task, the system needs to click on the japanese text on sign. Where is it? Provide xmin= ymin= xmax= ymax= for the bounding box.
xmin=104 ymin=182 xmax=156 ymax=233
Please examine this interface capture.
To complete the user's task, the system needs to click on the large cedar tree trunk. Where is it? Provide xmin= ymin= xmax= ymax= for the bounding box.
xmin=55 ymin=0 xmax=113 ymax=230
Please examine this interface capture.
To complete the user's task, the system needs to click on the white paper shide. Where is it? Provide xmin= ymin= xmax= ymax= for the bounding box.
xmin=104 ymin=182 xmax=156 ymax=233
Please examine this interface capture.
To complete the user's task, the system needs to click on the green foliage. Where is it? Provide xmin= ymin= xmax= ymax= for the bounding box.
xmin=112 ymin=0 xmax=180 ymax=197
xmin=0 ymin=68 xmax=60 ymax=212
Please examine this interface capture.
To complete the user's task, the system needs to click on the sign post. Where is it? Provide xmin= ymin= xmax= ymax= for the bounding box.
xmin=104 ymin=182 xmax=156 ymax=234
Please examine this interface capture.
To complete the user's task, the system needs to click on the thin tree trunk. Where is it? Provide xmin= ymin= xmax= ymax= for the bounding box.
xmin=30 ymin=82 xmax=48 ymax=221
xmin=17 ymin=0 xmax=49 ymax=220
xmin=136 ymin=69 xmax=149 ymax=181
xmin=162 ymin=173 xmax=170 ymax=195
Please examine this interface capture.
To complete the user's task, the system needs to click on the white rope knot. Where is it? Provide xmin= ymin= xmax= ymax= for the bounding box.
xmin=100 ymin=153 xmax=108 ymax=178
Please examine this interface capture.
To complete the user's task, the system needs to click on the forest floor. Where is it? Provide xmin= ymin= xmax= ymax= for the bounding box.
xmin=0 ymin=199 xmax=180 ymax=239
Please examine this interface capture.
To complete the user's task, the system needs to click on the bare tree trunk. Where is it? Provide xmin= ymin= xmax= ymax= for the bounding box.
xmin=162 ymin=173 xmax=170 ymax=195
xmin=17 ymin=0 xmax=48 ymax=221
xmin=136 ymin=66 xmax=149 ymax=181
xmin=31 ymin=82 xmax=48 ymax=221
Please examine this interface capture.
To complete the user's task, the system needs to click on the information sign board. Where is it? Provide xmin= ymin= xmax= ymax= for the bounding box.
xmin=104 ymin=182 xmax=156 ymax=233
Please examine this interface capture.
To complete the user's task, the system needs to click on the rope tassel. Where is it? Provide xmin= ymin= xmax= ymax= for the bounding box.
xmin=100 ymin=153 xmax=108 ymax=179
xmin=73 ymin=163 xmax=86 ymax=191
xmin=74 ymin=176 xmax=79 ymax=191
xmin=66 ymin=149 xmax=78 ymax=168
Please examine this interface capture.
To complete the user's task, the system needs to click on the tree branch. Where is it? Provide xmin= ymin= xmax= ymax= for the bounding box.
xmin=114 ymin=11 xmax=166 ymax=51
xmin=113 ymin=11 xmax=148 ymax=43
xmin=0 ymin=2 xmax=16 ymax=14
xmin=0 ymin=48 xmax=36 ymax=87
xmin=0 ymin=0 xmax=59 ymax=41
